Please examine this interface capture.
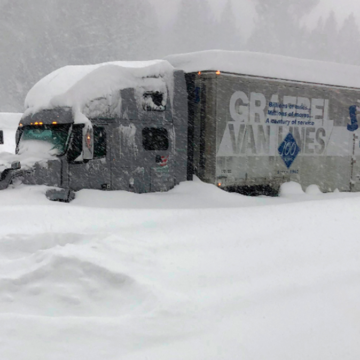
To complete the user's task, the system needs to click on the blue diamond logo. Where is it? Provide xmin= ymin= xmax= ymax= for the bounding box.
xmin=278 ymin=133 xmax=301 ymax=169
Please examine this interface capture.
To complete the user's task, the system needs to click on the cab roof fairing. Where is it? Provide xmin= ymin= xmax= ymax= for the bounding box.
xmin=24 ymin=60 xmax=176 ymax=126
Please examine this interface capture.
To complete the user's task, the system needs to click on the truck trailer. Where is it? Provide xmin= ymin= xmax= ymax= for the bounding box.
xmin=2 ymin=50 xmax=360 ymax=201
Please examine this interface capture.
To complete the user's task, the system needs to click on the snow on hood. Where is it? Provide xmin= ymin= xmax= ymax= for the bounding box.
xmin=24 ymin=60 xmax=175 ymax=123
xmin=0 ymin=149 xmax=55 ymax=173
xmin=166 ymin=50 xmax=360 ymax=88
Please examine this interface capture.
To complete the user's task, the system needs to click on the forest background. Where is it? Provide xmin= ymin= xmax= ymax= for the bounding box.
xmin=0 ymin=0 xmax=358 ymax=111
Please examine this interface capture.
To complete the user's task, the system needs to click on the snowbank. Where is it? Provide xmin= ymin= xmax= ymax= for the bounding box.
xmin=306 ymin=184 xmax=323 ymax=195
xmin=279 ymin=181 xmax=305 ymax=197
xmin=24 ymin=60 xmax=175 ymax=123
xmin=166 ymin=50 xmax=360 ymax=88
xmin=0 ymin=181 xmax=359 ymax=359
xmin=1 ymin=117 xmax=360 ymax=359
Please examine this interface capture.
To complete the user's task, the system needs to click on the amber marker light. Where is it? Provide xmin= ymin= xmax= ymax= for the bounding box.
xmin=198 ymin=71 xmax=201 ymax=75
xmin=216 ymin=70 xmax=221 ymax=75
xmin=34 ymin=122 xmax=39 ymax=125
xmin=19 ymin=123 xmax=23 ymax=127
xmin=52 ymin=121 xmax=58 ymax=125
xmin=217 ymin=182 xmax=222 ymax=187
xmin=39 ymin=122 xmax=43 ymax=125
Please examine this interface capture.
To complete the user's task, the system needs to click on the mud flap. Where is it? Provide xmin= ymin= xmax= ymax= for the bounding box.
xmin=45 ymin=188 xmax=76 ymax=203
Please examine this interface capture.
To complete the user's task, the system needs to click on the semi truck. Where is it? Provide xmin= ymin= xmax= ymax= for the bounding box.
xmin=1 ymin=50 xmax=360 ymax=201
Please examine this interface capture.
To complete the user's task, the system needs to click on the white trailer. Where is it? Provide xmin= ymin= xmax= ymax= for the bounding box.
xmin=167 ymin=51 xmax=360 ymax=194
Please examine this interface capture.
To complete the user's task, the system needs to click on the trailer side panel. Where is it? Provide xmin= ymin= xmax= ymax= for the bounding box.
xmin=188 ymin=71 xmax=360 ymax=193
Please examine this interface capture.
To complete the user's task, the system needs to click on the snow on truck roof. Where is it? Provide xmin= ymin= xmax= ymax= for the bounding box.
xmin=24 ymin=60 xmax=174 ymax=118
xmin=25 ymin=50 xmax=360 ymax=119
xmin=166 ymin=50 xmax=360 ymax=89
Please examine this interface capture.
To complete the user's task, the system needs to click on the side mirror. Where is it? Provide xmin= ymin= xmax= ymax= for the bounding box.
xmin=11 ymin=161 xmax=21 ymax=170
xmin=67 ymin=124 xmax=94 ymax=164
xmin=82 ymin=126 xmax=93 ymax=160
xmin=67 ymin=125 xmax=84 ymax=163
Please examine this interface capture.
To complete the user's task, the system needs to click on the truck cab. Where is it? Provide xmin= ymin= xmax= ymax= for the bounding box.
xmin=11 ymin=63 xmax=188 ymax=197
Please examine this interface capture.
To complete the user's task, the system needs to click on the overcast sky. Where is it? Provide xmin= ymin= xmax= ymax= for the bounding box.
xmin=149 ymin=0 xmax=360 ymax=38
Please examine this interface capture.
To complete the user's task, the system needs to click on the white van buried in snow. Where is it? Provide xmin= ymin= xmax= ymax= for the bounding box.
xmin=1 ymin=50 xmax=360 ymax=201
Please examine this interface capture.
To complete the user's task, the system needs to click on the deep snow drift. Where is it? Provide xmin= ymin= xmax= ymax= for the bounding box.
xmin=0 ymin=114 xmax=360 ymax=360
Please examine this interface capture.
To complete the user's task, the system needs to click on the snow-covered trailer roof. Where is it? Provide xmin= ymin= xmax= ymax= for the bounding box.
xmin=24 ymin=60 xmax=175 ymax=122
xmin=165 ymin=50 xmax=360 ymax=89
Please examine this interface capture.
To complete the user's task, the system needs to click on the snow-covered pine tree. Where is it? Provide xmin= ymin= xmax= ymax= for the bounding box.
xmin=169 ymin=0 xmax=217 ymax=55
xmin=308 ymin=17 xmax=328 ymax=61
xmin=0 ymin=0 xmax=161 ymax=111
xmin=247 ymin=0 xmax=319 ymax=57
xmin=337 ymin=13 xmax=360 ymax=66
xmin=322 ymin=11 xmax=338 ymax=62
xmin=216 ymin=0 xmax=242 ymax=51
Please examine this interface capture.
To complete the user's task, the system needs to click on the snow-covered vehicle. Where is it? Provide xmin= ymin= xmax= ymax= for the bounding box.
xmin=0 ymin=61 xmax=188 ymax=201
xmin=167 ymin=51 xmax=360 ymax=195
xmin=2 ymin=50 xmax=360 ymax=200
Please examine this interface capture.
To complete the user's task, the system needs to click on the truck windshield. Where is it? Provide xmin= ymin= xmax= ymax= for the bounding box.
xmin=18 ymin=124 xmax=71 ymax=156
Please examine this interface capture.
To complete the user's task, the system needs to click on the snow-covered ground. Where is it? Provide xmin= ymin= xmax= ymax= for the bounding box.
xmin=1 ymin=114 xmax=360 ymax=359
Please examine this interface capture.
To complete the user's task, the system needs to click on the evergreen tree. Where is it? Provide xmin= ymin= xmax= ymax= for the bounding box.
xmin=337 ymin=14 xmax=360 ymax=65
xmin=169 ymin=0 xmax=217 ymax=55
xmin=247 ymin=0 xmax=319 ymax=57
xmin=309 ymin=17 xmax=327 ymax=61
xmin=216 ymin=0 xmax=241 ymax=51
xmin=0 ymin=0 xmax=160 ymax=111
xmin=322 ymin=11 xmax=338 ymax=62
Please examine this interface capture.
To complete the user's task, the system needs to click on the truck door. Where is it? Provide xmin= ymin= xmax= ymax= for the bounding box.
xmin=87 ymin=125 xmax=110 ymax=189
xmin=68 ymin=124 xmax=111 ymax=190
xmin=142 ymin=126 xmax=174 ymax=192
